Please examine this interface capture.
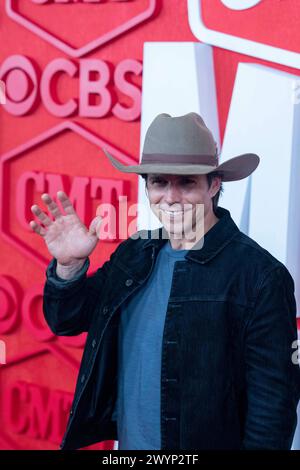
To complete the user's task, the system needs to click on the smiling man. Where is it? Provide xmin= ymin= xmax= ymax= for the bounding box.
xmin=141 ymin=172 xmax=221 ymax=250
xmin=30 ymin=112 xmax=300 ymax=450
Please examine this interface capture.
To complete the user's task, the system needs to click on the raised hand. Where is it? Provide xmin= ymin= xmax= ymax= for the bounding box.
xmin=29 ymin=191 xmax=102 ymax=267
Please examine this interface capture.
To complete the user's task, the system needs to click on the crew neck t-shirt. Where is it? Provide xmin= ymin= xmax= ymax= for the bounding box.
xmin=112 ymin=240 xmax=189 ymax=450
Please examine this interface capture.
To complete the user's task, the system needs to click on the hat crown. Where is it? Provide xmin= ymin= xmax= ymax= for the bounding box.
xmin=102 ymin=111 xmax=260 ymax=181
xmin=143 ymin=112 xmax=217 ymax=157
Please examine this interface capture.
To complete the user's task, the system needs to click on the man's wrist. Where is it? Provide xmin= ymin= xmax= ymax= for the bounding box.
xmin=56 ymin=259 xmax=88 ymax=280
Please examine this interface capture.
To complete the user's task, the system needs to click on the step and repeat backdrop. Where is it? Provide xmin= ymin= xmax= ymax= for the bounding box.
xmin=1 ymin=0 xmax=300 ymax=450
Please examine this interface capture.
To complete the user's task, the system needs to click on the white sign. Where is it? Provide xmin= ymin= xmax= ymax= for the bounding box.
xmin=188 ymin=0 xmax=300 ymax=69
xmin=220 ymin=0 xmax=262 ymax=10
xmin=138 ymin=42 xmax=220 ymax=231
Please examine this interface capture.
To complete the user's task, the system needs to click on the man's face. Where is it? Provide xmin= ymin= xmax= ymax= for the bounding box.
xmin=145 ymin=173 xmax=220 ymax=240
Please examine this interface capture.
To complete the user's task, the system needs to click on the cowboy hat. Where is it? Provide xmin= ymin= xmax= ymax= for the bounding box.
xmin=101 ymin=112 xmax=259 ymax=182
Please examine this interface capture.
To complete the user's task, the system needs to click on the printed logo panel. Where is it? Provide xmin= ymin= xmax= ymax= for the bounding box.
xmin=6 ymin=0 xmax=158 ymax=57
xmin=0 ymin=121 xmax=136 ymax=268
xmin=188 ymin=0 xmax=300 ymax=69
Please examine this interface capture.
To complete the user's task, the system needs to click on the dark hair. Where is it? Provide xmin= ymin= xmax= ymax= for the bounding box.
xmin=140 ymin=172 xmax=224 ymax=214
xmin=206 ymin=171 xmax=224 ymax=213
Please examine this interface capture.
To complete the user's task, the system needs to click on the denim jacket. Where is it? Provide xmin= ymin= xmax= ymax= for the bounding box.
xmin=43 ymin=206 xmax=300 ymax=450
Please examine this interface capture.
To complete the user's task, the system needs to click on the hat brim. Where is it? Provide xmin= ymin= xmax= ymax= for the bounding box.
xmin=101 ymin=148 xmax=259 ymax=182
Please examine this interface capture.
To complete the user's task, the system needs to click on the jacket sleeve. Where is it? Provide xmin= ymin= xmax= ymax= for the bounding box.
xmin=43 ymin=243 xmax=123 ymax=336
xmin=242 ymin=264 xmax=300 ymax=449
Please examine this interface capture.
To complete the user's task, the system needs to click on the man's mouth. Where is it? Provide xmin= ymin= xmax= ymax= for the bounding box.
xmin=162 ymin=210 xmax=184 ymax=216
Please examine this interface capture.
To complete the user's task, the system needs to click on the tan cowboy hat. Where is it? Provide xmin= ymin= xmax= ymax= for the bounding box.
xmin=101 ymin=112 xmax=259 ymax=182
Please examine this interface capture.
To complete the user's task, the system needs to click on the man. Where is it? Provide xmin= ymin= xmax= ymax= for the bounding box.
xmin=30 ymin=112 xmax=300 ymax=450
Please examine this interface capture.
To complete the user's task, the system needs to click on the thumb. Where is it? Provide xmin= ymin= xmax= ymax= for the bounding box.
xmin=88 ymin=216 xmax=102 ymax=239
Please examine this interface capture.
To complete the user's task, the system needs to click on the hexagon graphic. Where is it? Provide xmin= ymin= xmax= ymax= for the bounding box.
xmin=0 ymin=344 xmax=79 ymax=449
xmin=0 ymin=120 xmax=138 ymax=268
xmin=6 ymin=0 xmax=159 ymax=58
xmin=0 ymin=274 xmax=104 ymax=449
xmin=0 ymin=284 xmax=116 ymax=450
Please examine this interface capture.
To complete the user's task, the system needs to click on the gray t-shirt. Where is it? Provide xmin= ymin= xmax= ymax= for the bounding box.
xmin=112 ymin=240 xmax=189 ymax=450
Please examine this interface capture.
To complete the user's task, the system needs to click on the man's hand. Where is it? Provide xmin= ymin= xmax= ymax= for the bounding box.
xmin=29 ymin=191 xmax=102 ymax=270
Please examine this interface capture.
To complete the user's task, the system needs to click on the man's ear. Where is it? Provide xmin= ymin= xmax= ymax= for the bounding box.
xmin=212 ymin=176 xmax=221 ymax=196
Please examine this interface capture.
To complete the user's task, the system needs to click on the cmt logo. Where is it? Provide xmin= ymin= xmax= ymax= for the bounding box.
xmin=188 ymin=0 xmax=300 ymax=70
xmin=3 ymin=381 xmax=73 ymax=444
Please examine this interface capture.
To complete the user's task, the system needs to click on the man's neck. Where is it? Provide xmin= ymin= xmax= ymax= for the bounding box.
xmin=168 ymin=211 xmax=219 ymax=250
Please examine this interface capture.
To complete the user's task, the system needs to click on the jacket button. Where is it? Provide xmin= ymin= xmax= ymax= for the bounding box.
xmin=80 ymin=374 xmax=86 ymax=384
xmin=92 ymin=339 xmax=97 ymax=348
xmin=125 ymin=279 xmax=133 ymax=287
xmin=103 ymin=306 xmax=109 ymax=316
xmin=70 ymin=408 xmax=73 ymax=416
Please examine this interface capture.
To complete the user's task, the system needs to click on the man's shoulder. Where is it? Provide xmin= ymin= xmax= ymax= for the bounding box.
xmin=232 ymin=230 xmax=289 ymax=276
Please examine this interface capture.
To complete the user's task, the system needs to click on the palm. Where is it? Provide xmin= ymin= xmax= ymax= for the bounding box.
xmin=30 ymin=192 xmax=102 ymax=266
xmin=44 ymin=214 xmax=98 ymax=265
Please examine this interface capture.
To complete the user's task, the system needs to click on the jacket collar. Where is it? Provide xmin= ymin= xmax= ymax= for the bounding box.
xmin=142 ymin=206 xmax=240 ymax=264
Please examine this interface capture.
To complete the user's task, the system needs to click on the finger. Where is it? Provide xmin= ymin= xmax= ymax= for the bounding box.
xmin=89 ymin=216 xmax=102 ymax=239
xmin=29 ymin=220 xmax=47 ymax=237
xmin=57 ymin=191 xmax=76 ymax=215
xmin=31 ymin=205 xmax=52 ymax=227
xmin=41 ymin=193 xmax=63 ymax=219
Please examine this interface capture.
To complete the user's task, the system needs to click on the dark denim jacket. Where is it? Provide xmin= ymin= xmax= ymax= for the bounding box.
xmin=43 ymin=206 xmax=300 ymax=450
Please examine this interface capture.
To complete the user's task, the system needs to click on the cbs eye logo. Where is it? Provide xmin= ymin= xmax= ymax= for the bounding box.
xmin=188 ymin=0 xmax=300 ymax=70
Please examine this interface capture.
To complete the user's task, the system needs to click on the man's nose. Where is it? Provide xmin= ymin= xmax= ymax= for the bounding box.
xmin=164 ymin=183 xmax=181 ymax=204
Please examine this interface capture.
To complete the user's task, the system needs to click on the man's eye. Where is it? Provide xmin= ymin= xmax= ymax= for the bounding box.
xmin=149 ymin=178 xmax=195 ymax=186
xmin=151 ymin=179 xmax=166 ymax=185
xmin=181 ymin=179 xmax=195 ymax=185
